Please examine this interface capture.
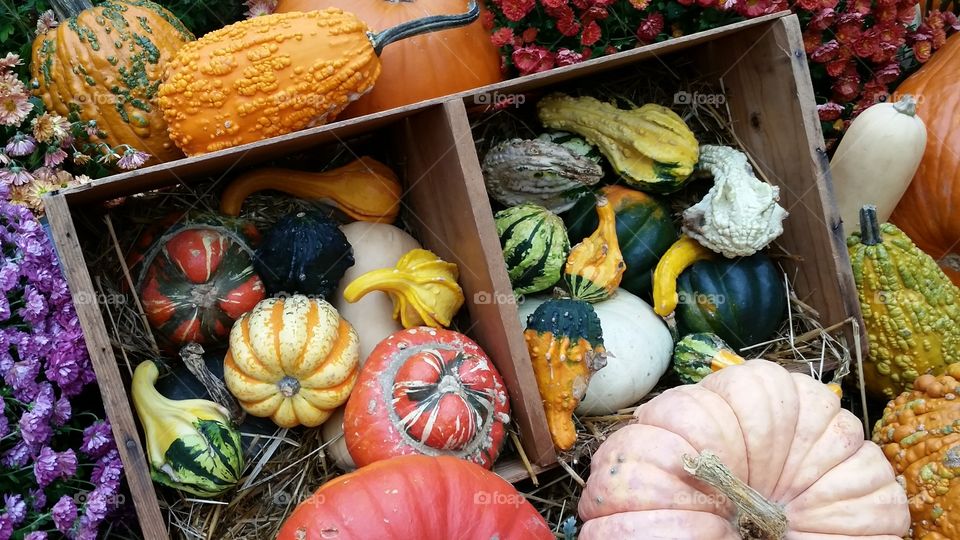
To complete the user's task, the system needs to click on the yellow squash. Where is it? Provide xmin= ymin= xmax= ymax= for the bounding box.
xmin=652 ymin=235 xmax=715 ymax=316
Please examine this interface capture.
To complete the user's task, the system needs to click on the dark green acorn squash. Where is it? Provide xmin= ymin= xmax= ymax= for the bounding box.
xmin=255 ymin=211 xmax=354 ymax=298
xmin=675 ymin=253 xmax=786 ymax=349
xmin=565 ymin=185 xmax=677 ymax=298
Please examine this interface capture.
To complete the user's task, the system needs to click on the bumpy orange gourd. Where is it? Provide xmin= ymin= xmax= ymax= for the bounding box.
xmin=219 ymin=157 xmax=402 ymax=222
xmin=157 ymin=4 xmax=478 ymax=156
xmin=31 ymin=0 xmax=193 ymax=163
xmin=890 ymin=33 xmax=960 ymax=284
xmin=873 ymin=364 xmax=960 ymax=540
xmin=276 ymin=0 xmax=502 ymax=118
xmin=223 ymin=295 xmax=360 ymax=428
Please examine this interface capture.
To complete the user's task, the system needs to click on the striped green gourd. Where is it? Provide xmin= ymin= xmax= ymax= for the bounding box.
xmin=673 ymin=332 xmax=745 ymax=384
xmin=132 ymin=361 xmax=244 ymax=496
xmin=495 ymin=204 xmax=570 ymax=295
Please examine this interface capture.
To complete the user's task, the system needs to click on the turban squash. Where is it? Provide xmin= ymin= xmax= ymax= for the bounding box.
xmin=579 ymin=360 xmax=910 ymax=539
xmin=275 ymin=0 xmax=502 ymax=118
xmin=31 ymin=0 xmax=194 ymax=164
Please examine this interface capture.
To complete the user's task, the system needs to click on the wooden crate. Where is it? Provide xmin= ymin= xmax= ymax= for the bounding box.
xmin=43 ymin=11 xmax=857 ymax=539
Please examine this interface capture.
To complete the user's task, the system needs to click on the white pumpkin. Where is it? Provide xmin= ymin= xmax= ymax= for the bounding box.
xmin=831 ymin=94 xmax=927 ymax=233
xmin=327 ymin=222 xmax=420 ymax=471
xmin=335 ymin=222 xmax=421 ymax=364
xmin=518 ymin=289 xmax=672 ymax=415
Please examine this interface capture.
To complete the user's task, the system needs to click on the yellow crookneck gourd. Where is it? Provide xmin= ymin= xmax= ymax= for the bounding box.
xmin=537 ymin=94 xmax=699 ymax=193
xmin=343 ymin=248 xmax=464 ymax=328
xmin=847 ymin=205 xmax=960 ymax=399
xmin=564 ymin=196 xmax=626 ymax=303
xmin=652 ymin=235 xmax=716 ymax=316
xmin=523 ymin=298 xmax=607 ymax=450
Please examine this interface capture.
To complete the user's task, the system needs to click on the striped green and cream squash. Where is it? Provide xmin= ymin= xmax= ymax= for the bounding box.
xmin=495 ymin=204 xmax=570 ymax=295
xmin=673 ymin=332 xmax=745 ymax=384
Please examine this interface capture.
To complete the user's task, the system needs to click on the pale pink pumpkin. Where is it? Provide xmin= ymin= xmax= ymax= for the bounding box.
xmin=579 ymin=360 xmax=910 ymax=540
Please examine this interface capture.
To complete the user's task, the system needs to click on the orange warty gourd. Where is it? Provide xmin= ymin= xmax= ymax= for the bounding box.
xmin=31 ymin=0 xmax=194 ymax=164
xmin=276 ymin=0 xmax=502 ymax=118
xmin=874 ymin=364 xmax=960 ymax=539
xmin=890 ymin=32 xmax=960 ymax=284
xmin=157 ymin=3 xmax=479 ymax=156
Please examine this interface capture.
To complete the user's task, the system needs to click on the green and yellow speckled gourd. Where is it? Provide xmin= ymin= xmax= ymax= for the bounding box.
xmin=847 ymin=205 xmax=960 ymax=399
xmin=31 ymin=0 xmax=194 ymax=164
xmin=157 ymin=3 xmax=479 ymax=156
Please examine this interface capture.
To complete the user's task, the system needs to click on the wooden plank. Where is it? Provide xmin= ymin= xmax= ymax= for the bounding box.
xmin=695 ymin=15 xmax=864 ymax=351
xmin=42 ymin=195 xmax=169 ymax=540
xmin=494 ymin=457 xmax=555 ymax=484
xmin=396 ymin=102 xmax=557 ymax=467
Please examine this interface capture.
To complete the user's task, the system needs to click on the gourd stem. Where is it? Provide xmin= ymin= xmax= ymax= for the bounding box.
xmin=892 ymin=94 xmax=917 ymax=116
xmin=50 ymin=0 xmax=93 ymax=21
xmin=370 ymin=1 xmax=479 ymax=55
xmin=179 ymin=343 xmax=244 ymax=423
xmin=683 ymin=452 xmax=787 ymax=540
xmin=859 ymin=205 xmax=881 ymax=246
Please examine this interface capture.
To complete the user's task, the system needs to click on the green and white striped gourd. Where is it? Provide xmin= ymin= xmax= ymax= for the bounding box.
xmin=495 ymin=204 xmax=570 ymax=295
xmin=672 ymin=332 xmax=745 ymax=384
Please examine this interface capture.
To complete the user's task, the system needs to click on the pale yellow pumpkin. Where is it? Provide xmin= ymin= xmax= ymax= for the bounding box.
xmin=223 ymin=295 xmax=359 ymax=428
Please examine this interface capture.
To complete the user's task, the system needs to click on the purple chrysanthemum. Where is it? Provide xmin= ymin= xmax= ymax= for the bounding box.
xmin=50 ymin=495 xmax=77 ymax=533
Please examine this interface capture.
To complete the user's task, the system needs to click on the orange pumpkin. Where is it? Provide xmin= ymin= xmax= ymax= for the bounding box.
xmin=275 ymin=0 xmax=502 ymax=118
xmin=890 ymin=33 xmax=960 ymax=284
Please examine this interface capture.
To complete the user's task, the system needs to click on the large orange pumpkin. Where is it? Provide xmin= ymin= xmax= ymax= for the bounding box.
xmin=275 ymin=0 xmax=502 ymax=118
xmin=890 ymin=33 xmax=960 ymax=284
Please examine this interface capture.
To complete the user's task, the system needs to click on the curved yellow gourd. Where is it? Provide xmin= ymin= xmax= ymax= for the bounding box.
xmin=564 ymin=196 xmax=625 ymax=303
xmin=343 ymin=249 xmax=464 ymax=328
xmin=652 ymin=235 xmax=715 ymax=316
xmin=219 ymin=157 xmax=401 ymax=222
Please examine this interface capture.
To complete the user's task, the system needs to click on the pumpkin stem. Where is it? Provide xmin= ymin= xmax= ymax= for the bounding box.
xmin=859 ymin=205 xmax=881 ymax=246
xmin=49 ymin=0 xmax=93 ymax=21
xmin=892 ymin=94 xmax=918 ymax=116
xmin=682 ymin=451 xmax=787 ymax=540
xmin=179 ymin=343 xmax=244 ymax=423
xmin=369 ymin=1 xmax=479 ymax=55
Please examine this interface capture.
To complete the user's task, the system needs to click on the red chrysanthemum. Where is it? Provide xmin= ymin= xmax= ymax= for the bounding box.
xmin=932 ymin=26 xmax=948 ymax=48
xmin=630 ymin=0 xmax=651 ymax=8
xmin=803 ymin=30 xmax=824 ymax=53
xmin=522 ymin=27 xmax=539 ymax=42
xmin=698 ymin=0 xmax=718 ymax=9
xmin=593 ymin=0 xmax=617 ymax=7
xmin=585 ymin=5 xmax=610 ymax=19
xmin=676 ymin=0 xmax=695 ymax=7
xmin=481 ymin=10 xmax=495 ymax=30
xmin=876 ymin=22 xmax=906 ymax=45
xmin=581 ymin=20 xmax=602 ymax=45
xmin=502 ymin=0 xmax=537 ymax=21
xmin=835 ymin=22 xmax=863 ymax=44
xmin=875 ymin=5 xmax=897 ymax=23
xmin=637 ymin=12 xmax=665 ymax=42
xmin=846 ymin=0 xmax=872 ymax=14
xmin=512 ymin=45 xmax=557 ymax=74
xmin=874 ymin=62 xmax=901 ymax=84
xmin=832 ymin=73 xmax=861 ymax=102
xmin=819 ymin=0 xmax=839 ymax=10
xmin=556 ymin=48 xmax=585 ymax=66
xmin=557 ymin=12 xmax=581 ymax=36
xmin=852 ymin=30 xmax=880 ymax=57
xmin=825 ymin=58 xmax=852 ymax=77
xmin=738 ymin=0 xmax=772 ymax=18
xmin=808 ymin=8 xmax=836 ymax=31
xmin=811 ymin=39 xmax=840 ymax=62
xmin=856 ymin=80 xmax=890 ymax=113
xmin=604 ymin=45 xmax=618 ymax=54
xmin=913 ymin=39 xmax=933 ymax=61
xmin=898 ymin=5 xmax=919 ymax=25
xmin=571 ymin=0 xmax=590 ymax=9
xmin=817 ymin=102 xmax=844 ymax=121
xmin=490 ymin=27 xmax=517 ymax=47
xmin=795 ymin=0 xmax=820 ymax=12
xmin=542 ymin=0 xmax=567 ymax=8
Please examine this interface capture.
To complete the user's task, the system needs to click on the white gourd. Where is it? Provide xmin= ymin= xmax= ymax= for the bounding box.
xmin=518 ymin=289 xmax=672 ymax=415
xmin=326 ymin=222 xmax=420 ymax=471
xmin=831 ymin=95 xmax=927 ymax=233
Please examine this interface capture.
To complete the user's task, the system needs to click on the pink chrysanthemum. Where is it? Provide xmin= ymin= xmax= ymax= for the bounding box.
xmin=35 ymin=10 xmax=58 ymax=35
xmin=5 ymin=134 xmax=37 ymax=157
xmin=243 ymin=0 xmax=277 ymax=19
xmin=116 ymin=147 xmax=151 ymax=170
